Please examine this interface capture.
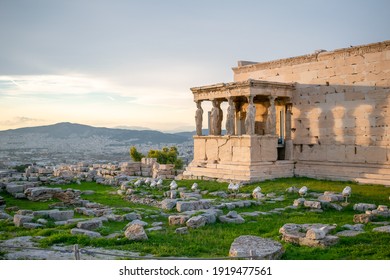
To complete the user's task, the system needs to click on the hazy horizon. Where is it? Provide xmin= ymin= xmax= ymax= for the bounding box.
xmin=1 ymin=0 xmax=390 ymax=131
xmin=0 ymin=120 xmax=195 ymax=133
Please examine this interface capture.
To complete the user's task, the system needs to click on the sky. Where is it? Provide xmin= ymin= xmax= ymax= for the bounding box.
xmin=0 ymin=0 xmax=389 ymax=132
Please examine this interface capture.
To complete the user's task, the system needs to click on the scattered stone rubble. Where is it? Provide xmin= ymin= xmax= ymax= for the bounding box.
xmin=279 ymin=223 xmax=339 ymax=247
xmin=1 ymin=163 xmax=389 ymax=259
xmin=353 ymin=204 xmax=390 ymax=223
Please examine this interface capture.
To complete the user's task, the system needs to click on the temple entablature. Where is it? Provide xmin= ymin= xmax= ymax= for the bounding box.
xmin=192 ymin=79 xmax=294 ymax=139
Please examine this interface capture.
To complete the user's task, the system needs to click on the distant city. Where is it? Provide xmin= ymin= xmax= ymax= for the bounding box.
xmin=0 ymin=122 xmax=194 ymax=169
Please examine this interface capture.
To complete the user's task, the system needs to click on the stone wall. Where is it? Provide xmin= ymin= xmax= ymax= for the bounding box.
xmin=233 ymin=40 xmax=390 ymax=184
xmin=184 ymin=135 xmax=294 ymax=182
xmin=193 ymin=135 xmax=278 ymax=163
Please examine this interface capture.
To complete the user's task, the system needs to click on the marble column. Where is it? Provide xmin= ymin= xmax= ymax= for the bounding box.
xmin=210 ymin=100 xmax=221 ymax=136
xmin=285 ymin=103 xmax=292 ymax=140
xmin=266 ymin=96 xmax=276 ymax=135
xmin=195 ymin=101 xmax=203 ymax=136
xmin=217 ymin=100 xmax=223 ymax=135
xmin=234 ymin=101 xmax=242 ymax=135
xmin=245 ymin=95 xmax=256 ymax=135
xmin=284 ymin=103 xmax=294 ymax=160
xmin=226 ymin=97 xmax=236 ymax=135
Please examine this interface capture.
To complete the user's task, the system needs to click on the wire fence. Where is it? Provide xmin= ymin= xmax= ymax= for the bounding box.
xmin=0 ymin=244 xmax=257 ymax=260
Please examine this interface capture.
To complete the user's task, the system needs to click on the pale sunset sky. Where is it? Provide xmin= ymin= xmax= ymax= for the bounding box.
xmin=1 ymin=0 xmax=389 ymax=132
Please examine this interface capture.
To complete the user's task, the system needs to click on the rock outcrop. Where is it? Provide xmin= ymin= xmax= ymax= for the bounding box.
xmin=229 ymin=235 xmax=284 ymax=259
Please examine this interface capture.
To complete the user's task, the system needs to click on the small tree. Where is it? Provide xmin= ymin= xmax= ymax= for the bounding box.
xmin=129 ymin=146 xmax=144 ymax=162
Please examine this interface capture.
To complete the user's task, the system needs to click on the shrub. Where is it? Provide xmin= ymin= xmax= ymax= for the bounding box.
xmin=129 ymin=146 xmax=144 ymax=162
xmin=148 ymin=146 xmax=182 ymax=169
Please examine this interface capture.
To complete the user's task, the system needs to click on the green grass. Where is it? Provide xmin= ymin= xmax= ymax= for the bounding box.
xmin=1 ymin=177 xmax=390 ymax=259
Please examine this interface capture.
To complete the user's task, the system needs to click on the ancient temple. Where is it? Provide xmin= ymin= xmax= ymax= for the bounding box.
xmin=184 ymin=40 xmax=390 ymax=184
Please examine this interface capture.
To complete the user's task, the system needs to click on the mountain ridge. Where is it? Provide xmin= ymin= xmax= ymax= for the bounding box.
xmin=0 ymin=122 xmax=192 ymax=144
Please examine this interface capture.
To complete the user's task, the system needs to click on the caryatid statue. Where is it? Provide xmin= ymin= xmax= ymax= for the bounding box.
xmin=266 ymin=96 xmax=276 ymax=135
xmin=210 ymin=100 xmax=220 ymax=136
xmin=216 ymin=100 xmax=223 ymax=135
xmin=245 ymin=96 xmax=256 ymax=135
xmin=226 ymin=98 xmax=235 ymax=135
xmin=195 ymin=101 xmax=203 ymax=136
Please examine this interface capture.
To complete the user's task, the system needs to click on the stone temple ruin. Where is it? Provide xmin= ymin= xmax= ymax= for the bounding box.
xmin=184 ymin=40 xmax=390 ymax=185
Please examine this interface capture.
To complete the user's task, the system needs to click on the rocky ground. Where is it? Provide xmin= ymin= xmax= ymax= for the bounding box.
xmin=1 ymin=169 xmax=390 ymax=259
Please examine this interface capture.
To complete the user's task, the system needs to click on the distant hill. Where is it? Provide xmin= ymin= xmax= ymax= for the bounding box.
xmin=0 ymin=122 xmax=190 ymax=145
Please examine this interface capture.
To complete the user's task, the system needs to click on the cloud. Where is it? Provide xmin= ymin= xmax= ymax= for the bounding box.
xmin=0 ymin=116 xmax=44 ymax=126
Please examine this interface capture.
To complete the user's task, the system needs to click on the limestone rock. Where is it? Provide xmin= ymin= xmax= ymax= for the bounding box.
xmin=229 ymin=235 xmax=284 ymax=260
xmin=77 ymin=219 xmax=103 ymax=230
xmin=176 ymin=200 xmax=211 ymax=212
xmin=6 ymin=184 xmax=26 ymax=194
xmin=219 ymin=211 xmax=245 ymax=224
xmin=299 ymin=235 xmax=339 ymax=247
xmin=13 ymin=214 xmax=33 ymax=227
xmin=71 ymin=228 xmax=102 ymax=238
xmin=123 ymin=212 xmax=142 ymax=221
xmin=293 ymin=198 xmax=305 ymax=207
xmin=329 ymin=203 xmax=343 ymax=211
xmin=53 ymin=189 xmax=81 ymax=204
xmin=33 ymin=209 xmax=74 ymax=221
xmin=168 ymin=215 xmax=189 ymax=225
xmin=124 ymin=224 xmax=148 ymax=241
xmin=372 ymin=225 xmax=390 ymax=233
xmin=353 ymin=214 xmax=375 ymax=224
xmin=14 ymin=193 xmax=26 ymax=199
xmin=170 ymin=190 xmax=177 ymax=199
xmin=209 ymin=191 xmax=228 ymax=198
xmin=0 ymin=195 xmax=5 ymax=206
xmin=186 ymin=215 xmax=207 ymax=229
xmin=16 ymin=210 xmax=33 ymax=215
xmin=161 ymin=199 xmax=178 ymax=210
xmin=180 ymin=192 xmax=202 ymax=199
xmin=128 ymin=219 xmax=148 ymax=227
xmin=24 ymin=187 xmax=62 ymax=202
xmin=23 ymin=222 xmax=44 ymax=229
xmin=236 ymin=193 xmax=252 ymax=199
xmin=200 ymin=208 xmax=222 ymax=224
xmin=146 ymin=226 xmax=163 ymax=232
xmin=342 ymin=224 xmax=364 ymax=231
xmin=252 ymin=192 xmax=265 ymax=200
xmin=37 ymin=218 xmax=48 ymax=224
xmin=105 ymin=214 xmax=124 ymax=222
xmin=279 ymin=223 xmax=338 ymax=248
xmin=353 ymin=203 xmax=377 ymax=212
xmin=286 ymin=186 xmax=298 ymax=193
xmin=0 ymin=211 xmax=12 ymax=220
xmin=336 ymin=230 xmax=364 ymax=237
xmin=306 ymin=228 xmax=326 ymax=240
xmin=303 ymin=200 xmax=322 ymax=209
xmin=318 ymin=192 xmax=343 ymax=202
